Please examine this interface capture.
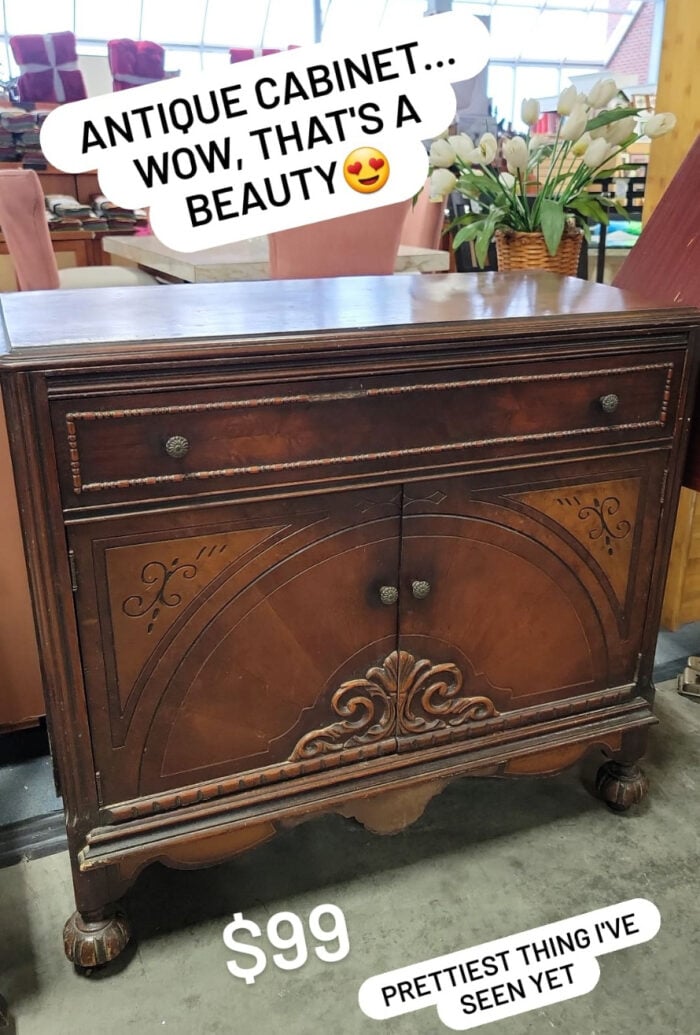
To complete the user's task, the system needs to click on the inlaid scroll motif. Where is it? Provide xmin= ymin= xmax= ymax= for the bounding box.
xmin=291 ymin=650 xmax=499 ymax=757
xmin=397 ymin=652 xmax=498 ymax=734
xmin=106 ymin=525 xmax=284 ymax=713
xmin=575 ymin=496 xmax=631 ymax=555
xmin=122 ymin=557 xmax=200 ymax=633
xmin=511 ymin=477 xmax=640 ymax=608
xmin=290 ymin=664 xmax=397 ymax=759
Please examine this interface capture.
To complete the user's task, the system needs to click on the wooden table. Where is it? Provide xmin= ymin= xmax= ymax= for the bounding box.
xmin=101 ymin=233 xmax=450 ymax=282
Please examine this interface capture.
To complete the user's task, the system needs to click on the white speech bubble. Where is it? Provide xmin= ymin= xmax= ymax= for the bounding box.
xmin=39 ymin=12 xmax=490 ymax=251
xmin=437 ymin=954 xmax=601 ymax=1031
xmin=358 ymin=898 xmax=660 ymax=1030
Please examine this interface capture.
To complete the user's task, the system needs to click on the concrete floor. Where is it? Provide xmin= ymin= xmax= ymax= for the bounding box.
xmin=1 ymin=680 xmax=698 ymax=1035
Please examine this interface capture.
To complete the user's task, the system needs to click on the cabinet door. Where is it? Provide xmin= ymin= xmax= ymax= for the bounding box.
xmin=69 ymin=487 xmax=401 ymax=808
xmin=396 ymin=456 xmax=667 ymax=751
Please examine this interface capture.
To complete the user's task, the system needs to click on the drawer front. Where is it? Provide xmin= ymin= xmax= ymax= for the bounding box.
xmin=52 ymin=351 xmax=683 ymax=507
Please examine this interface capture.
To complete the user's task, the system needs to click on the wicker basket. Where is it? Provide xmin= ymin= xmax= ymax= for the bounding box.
xmin=494 ymin=227 xmax=583 ymax=275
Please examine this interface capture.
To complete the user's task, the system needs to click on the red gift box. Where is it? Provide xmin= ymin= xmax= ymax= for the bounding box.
xmin=10 ymin=31 xmax=86 ymax=104
xmin=108 ymin=39 xmax=166 ymax=91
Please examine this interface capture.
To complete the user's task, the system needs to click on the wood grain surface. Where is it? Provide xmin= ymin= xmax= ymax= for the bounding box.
xmin=0 ymin=272 xmax=696 ymax=967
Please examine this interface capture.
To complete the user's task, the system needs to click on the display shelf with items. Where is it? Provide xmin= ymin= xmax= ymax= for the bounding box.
xmin=0 ymin=272 xmax=697 ymax=967
xmin=0 ymin=107 xmax=52 ymax=168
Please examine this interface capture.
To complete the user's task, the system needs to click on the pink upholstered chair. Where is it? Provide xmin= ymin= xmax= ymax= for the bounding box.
xmin=108 ymin=39 xmax=166 ymax=91
xmin=9 ymin=31 xmax=86 ymax=103
xmin=401 ymin=181 xmax=446 ymax=250
xmin=230 ymin=46 xmax=298 ymax=63
xmin=268 ymin=200 xmax=412 ymax=280
xmin=0 ymin=169 xmax=157 ymax=290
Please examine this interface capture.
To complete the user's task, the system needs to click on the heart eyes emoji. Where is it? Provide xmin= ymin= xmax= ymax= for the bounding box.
xmin=343 ymin=147 xmax=390 ymax=194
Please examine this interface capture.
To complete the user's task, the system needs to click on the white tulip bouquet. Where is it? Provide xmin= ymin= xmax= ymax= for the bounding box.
xmin=429 ymin=78 xmax=676 ymax=267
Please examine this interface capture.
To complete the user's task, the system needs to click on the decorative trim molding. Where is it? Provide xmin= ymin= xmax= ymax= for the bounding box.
xmin=64 ymin=363 xmax=673 ymax=494
xmin=73 ymin=422 xmax=667 ymax=495
xmin=292 ymin=651 xmax=499 ymax=758
xmin=111 ymin=682 xmax=634 ymax=823
xmin=397 ymin=652 xmax=498 ymax=733
xmin=291 ymin=663 xmax=397 ymax=759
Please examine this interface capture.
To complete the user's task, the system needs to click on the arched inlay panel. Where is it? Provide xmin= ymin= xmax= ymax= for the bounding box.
xmin=106 ymin=524 xmax=285 ymax=713
xmin=70 ymin=487 xmax=402 ymax=807
xmin=399 ymin=507 xmax=609 ymax=717
xmin=149 ymin=537 xmax=399 ymax=789
xmin=508 ymin=477 xmax=641 ymax=614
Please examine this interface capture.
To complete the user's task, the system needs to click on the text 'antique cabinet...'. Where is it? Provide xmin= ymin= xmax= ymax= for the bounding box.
xmin=0 ymin=272 xmax=697 ymax=967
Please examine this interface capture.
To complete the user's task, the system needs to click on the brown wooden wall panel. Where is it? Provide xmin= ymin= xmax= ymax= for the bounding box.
xmin=0 ymin=390 xmax=44 ymax=729
xmin=643 ymin=0 xmax=700 ymax=218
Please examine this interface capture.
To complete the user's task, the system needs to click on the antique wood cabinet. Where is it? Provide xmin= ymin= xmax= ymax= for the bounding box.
xmin=0 ymin=272 xmax=697 ymax=968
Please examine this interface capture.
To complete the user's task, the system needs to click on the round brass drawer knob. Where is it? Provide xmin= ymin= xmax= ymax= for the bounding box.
xmin=164 ymin=435 xmax=190 ymax=459
xmin=411 ymin=580 xmax=431 ymax=600
xmin=599 ymin=393 xmax=619 ymax=414
xmin=379 ymin=585 xmax=399 ymax=606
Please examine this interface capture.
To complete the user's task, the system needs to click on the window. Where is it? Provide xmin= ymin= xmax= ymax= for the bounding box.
xmin=322 ymin=0 xmax=425 ymax=43
xmin=261 ymin=0 xmax=316 ymax=48
xmin=162 ymin=49 xmax=204 ymax=78
xmin=203 ymin=0 xmax=269 ymax=49
xmin=487 ymin=64 xmax=514 ymax=126
xmin=141 ymin=0 xmax=207 ymax=46
xmin=73 ymin=0 xmax=141 ymax=42
xmin=4 ymin=0 xmax=74 ymax=37
xmin=452 ymin=0 xmax=644 ymax=125
xmin=0 ymin=0 xmax=648 ymax=115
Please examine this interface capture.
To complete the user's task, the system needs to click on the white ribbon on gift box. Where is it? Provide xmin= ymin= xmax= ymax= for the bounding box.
xmin=113 ymin=73 xmax=163 ymax=87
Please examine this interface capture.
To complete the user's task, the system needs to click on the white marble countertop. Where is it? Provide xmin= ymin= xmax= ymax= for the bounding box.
xmin=101 ymin=233 xmax=450 ymax=282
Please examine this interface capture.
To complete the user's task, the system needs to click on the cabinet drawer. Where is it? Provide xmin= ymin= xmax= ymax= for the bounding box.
xmin=53 ymin=352 xmax=682 ymax=506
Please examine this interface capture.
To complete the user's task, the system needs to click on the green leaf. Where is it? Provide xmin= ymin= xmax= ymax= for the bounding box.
xmin=539 ymin=198 xmax=565 ymax=256
xmin=475 ymin=224 xmax=493 ymax=268
xmin=453 ymin=221 xmax=486 ymax=250
xmin=585 ymin=107 xmax=641 ymax=132
xmin=571 ymin=197 xmax=594 ymax=218
xmin=610 ymin=198 xmax=632 ymax=219
xmin=594 ymin=163 xmax=646 ymax=177
xmin=534 ymin=144 xmax=555 ymax=157
xmin=567 ymin=195 xmax=610 ymax=225
xmin=615 ymin=133 xmax=638 ymax=151
xmin=474 ymin=207 xmax=505 ymax=267
xmin=448 ymin=212 xmax=482 ymax=231
xmin=588 ymin=197 xmax=631 ymax=221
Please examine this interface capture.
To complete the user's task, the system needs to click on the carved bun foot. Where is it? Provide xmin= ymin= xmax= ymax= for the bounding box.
xmin=595 ymin=761 xmax=648 ymax=813
xmin=63 ymin=908 xmax=131 ymax=970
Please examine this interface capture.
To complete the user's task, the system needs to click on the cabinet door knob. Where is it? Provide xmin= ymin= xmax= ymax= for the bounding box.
xmin=599 ymin=393 xmax=619 ymax=414
xmin=379 ymin=585 xmax=399 ymax=606
xmin=164 ymin=435 xmax=190 ymax=459
xmin=411 ymin=580 xmax=431 ymax=600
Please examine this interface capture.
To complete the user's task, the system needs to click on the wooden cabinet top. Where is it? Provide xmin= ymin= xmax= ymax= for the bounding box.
xmin=0 ymin=272 xmax=697 ymax=372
